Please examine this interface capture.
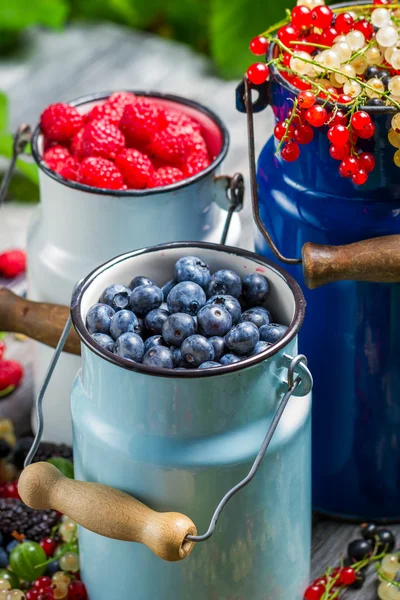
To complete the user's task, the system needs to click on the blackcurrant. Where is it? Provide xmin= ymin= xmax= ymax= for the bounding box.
xmin=364 ymin=65 xmax=379 ymax=79
xmin=376 ymin=529 xmax=396 ymax=553
xmin=377 ymin=70 xmax=390 ymax=80
xmin=361 ymin=523 xmax=377 ymax=541
xmin=348 ymin=538 xmax=373 ymax=562
xmin=366 ymin=98 xmax=385 ymax=106
xmin=381 ymin=76 xmax=390 ymax=90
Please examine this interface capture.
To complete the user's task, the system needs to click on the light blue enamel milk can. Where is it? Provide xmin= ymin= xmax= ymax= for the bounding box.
xmin=18 ymin=242 xmax=312 ymax=600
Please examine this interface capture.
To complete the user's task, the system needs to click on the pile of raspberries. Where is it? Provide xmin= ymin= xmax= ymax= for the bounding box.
xmin=40 ymin=92 xmax=212 ymax=190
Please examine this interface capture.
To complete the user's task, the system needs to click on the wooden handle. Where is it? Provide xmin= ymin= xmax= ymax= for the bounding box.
xmin=302 ymin=235 xmax=400 ymax=289
xmin=18 ymin=463 xmax=197 ymax=562
xmin=0 ymin=288 xmax=80 ymax=355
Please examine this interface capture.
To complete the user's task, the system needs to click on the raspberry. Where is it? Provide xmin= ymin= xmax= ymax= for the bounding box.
xmin=87 ymin=92 xmax=136 ymax=126
xmin=107 ymin=91 xmax=137 ymax=109
xmin=0 ymin=340 xmax=5 ymax=361
xmin=184 ymin=153 xmax=211 ymax=177
xmin=70 ymin=129 xmax=84 ymax=159
xmin=115 ymin=148 xmax=154 ymax=189
xmin=0 ymin=249 xmax=26 ymax=278
xmin=43 ymin=145 xmax=71 ymax=172
xmin=148 ymin=166 xmax=185 ymax=188
xmin=164 ymin=110 xmax=202 ymax=134
xmin=82 ymin=120 xmax=125 ymax=160
xmin=79 ymin=157 xmax=124 ymax=190
xmin=59 ymin=157 xmax=79 ymax=182
xmin=148 ymin=125 xmax=200 ymax=164
xmin=119 ymin=99 xmax=166 ymax=146
xmin=40 ymin=103 xmax=83 ymax=142
xmin=0 ymin=360 xmax=24 ymax=396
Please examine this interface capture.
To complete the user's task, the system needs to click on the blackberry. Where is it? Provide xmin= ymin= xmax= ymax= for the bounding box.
xmin=0 ymin=498 xmax=59 ymax=543
xmin=9 ymin=438 xmax=72 ymax=470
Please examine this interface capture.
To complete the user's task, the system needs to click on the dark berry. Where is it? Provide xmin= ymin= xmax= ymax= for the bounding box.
xmin=220 ymin=353 xmax=242 ymax=365
xmin=208 ymin=336 xmax=226 ymax=362
xmin=361 ymin=523 xmax=377 ymax=541
xmin=207 ymin=270 xmax=242 ymax=299
xmin=259 ymin=323 xmax=288 ymax=343
xmin=364 ymin=65 xmax=380 ymax=79
xmin=144 ymin=308 xmax=170 ymax=336
xmin=250 ymin=341 xmax=272 ymax=356
xmin=181 ymin=335 xmax=214 ymax=367
xmin=162 ymin=313 xmax=195 ymax=346
xmin=198 ymin=361 xmax=221 ymax=369
xmin=175 ymin=256 xmax=211 ymax=289
xmin=129 ymin=276 xmax=155 ymax=290
xmin=143 ymin=335 xmax=167 ymax=355
xmin=91 ymin=333 xmax=115 ymax=352
xmin=225 ymin=322 xmax=259 ymax=355
xmin=110 ymin=310 xmax=139 ymax=340
xmin=206 ymin=295 xmax=242 ymax=324
xmin=99 ymin=284 xmax=131 ymax=312
xmin=239 ymin=307 xmax=271 ymax=329
xmin=167 ymin=281 xmax=206 ymax=316
xmin=0 ymin=498 xmax=59 ymax=542
xmin=86 ymin=303 xmax=115 ymax=335
xmin=376 ymin=528 xmax=396 ymax=553
xmin=143 ymin=346 xmax=174 ymax=368
xmin=161 ymin=278 xmax=176 ymax=299
xmin=114 ymin=332 xmax=144 ymax=362
xmin=347 ymin=538 xmax=373 ymax=562
xmin=241 ymin=273 xmax=270 ymax=307
xmin=197 ymin=305 xmax=232 ymax=337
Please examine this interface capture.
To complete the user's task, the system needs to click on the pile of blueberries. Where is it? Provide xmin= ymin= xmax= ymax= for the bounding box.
xmin=86 ymin=256 xmax=288 ymax=370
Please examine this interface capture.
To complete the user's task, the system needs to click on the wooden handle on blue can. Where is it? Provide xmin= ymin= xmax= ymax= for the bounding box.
xmin=18 ymin=462 xmax=196 ymax=562
xmin=302 ymin=235 xmax=400 ymax=289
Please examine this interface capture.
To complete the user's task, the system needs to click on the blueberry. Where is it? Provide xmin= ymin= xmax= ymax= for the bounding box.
xmin=199 ymin=361 xmax=221 ymax=369
xmin=86 ymin=303 xmax=115 ymax=335
xmin=239 ymin=307 xmax=271 ymax=329
xmin=250 ymin=341 xmax=272 ymax=356
xmin=348 ymin=539 xmax=373 ymax=562
xmin=220 ymin=353 xmax=241 ymax=365
xmin=181 ymin=335 xmax=214 ymax=368
xmin=376 ymin=529 xmax=396 ymax=553
xmin=0 ymin=548 xmax=7 ymax=568
xmin=167 ymin=281 xmax=206 ymax=316
xmin=207 ymin=270 xmax=242 ymax=299
xmin=137 ymin=317 xmax=146 ymax=338
xmin=143 ymin=346 xmax=174 ymax=368
xmin=110 ymin=310 xmax=139 ymax=340
xmin=99 ymin=284 xmax=131 ymax=312
xmin=241 ymin=273 xmax=270 ymax=307
xmin=206 ymin=295 xmax=242 ymax=324
xmin=162 ymin=313 xmax=195 ymax=346
xmin=145 ymin=308 xmax=170 ymax=335
xmin=129 ymin=276 xmax=155 ymax=290
xmin=45 ymin=559 xmax=61 ymax=577
xmin=114 ymin=332 xmax=144 ymax=362
xmin=197 ymin=305 xmax=232 ymax=337
xmin=144 ymin=335 xmax=167 ymax=354
xmin=259 ymin=323 xmax=288 ymax=344
xmin=175 ymin=256 xmax=211 ymax=289
xmin=161 ymin=279 xmax=176 ymax=299
xmin=91 ymin=333 xmax=115 ymax=352
xmin=225 ymin=322 xmax=259 ymax=355
xmin=208 ymin=336 xmax=226 ymax=362
xmin=172 ymin=347 xmax=188 ymax=368
xmin=6 ymin=540 xmax=18 ymax=554
xmin=130 ymin=284 xmax=163 ymax=316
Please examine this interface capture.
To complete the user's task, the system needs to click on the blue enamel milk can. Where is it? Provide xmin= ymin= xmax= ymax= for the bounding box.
xmin=236 ymin=27 xmax=400 ymax=521
xmin=17 ymin=241 xmax=313 ymax=600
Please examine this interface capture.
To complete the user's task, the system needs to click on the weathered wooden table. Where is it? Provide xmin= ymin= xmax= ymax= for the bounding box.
xmin=0 ymin=23 xmax=397 ymax=597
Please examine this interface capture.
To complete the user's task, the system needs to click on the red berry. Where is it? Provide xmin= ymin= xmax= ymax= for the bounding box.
xmin=79 ymin=157 xmax=124 ymax=190
xmin=358 ymin=152 xmax=376 ymax=173
xmin=26 ymin=591 xmax=40 ymax=600
xmin=120 ymin=98 xmax=167 ymax=146
xmin=70 ymin=129 xmax=84 ymax=159
xmin=292 ymin=76 xmax=312 ymax=91
xmin=87 ymin=92 xmax=136 ymax=125
xmin=294 ymin=124 xmax=314 ymax=144
xmin=357 ymin=122 xmax=376 ymax=139
xmin=351 ymin=111 xmax=372 ymax=132
xmin=114 ymin=149 xmax=154 ymax=189
xmin=339 ymin=566 xmax=357 ymax=585
xmin=37 ymin=590 xmax=54 ymax=600
xmin=327 ymin=124 xmax=350 ymax=146
xmin=68 ymin=580 xmax=88 ymax=600
xmin=183 ymin=152 xmax=211 ymax=177
xmin=0 ymin=360 xmax=23 ymax=397
xmin=40 ymin=537 xmax=57 ymax=557
xmin=274 ymin=121 xmax=291 ymax=141
xmin=82 ymin=119 xmax=125 ymax=160
xmin=338 ymin=94 xmax=353 ymax=104
xmin=283 ymin=53 xmax=292 ymax=67
xmin=2 ymin=480 xmax=20 ymax=498
xmin=281 ymin=141 xmax=300 ymax=162
xmin=249 ymin=36 xmax=269 ymax=56
xmin=149 ymin=125 xmax=204 ymax=165
xmin=0 ymin=249 xmax=26 ymax=278
xmin=321 ymin=26 xmax=338 ymax=46
xmin=43 ymin=145 xmax=70 ymax=171
xmin=304 ymin=584 xmax=325 ymax=600
xmin=246 ymin=63 xmax=269 ymax=85
xmin=339 ymin=156 xmax=359 ymax=178
xmin=298 ymin=90 xmax=316 ymax=109
xmin=59 ymin=157 xmax=80 ymax=182
xmin=329 ymin=143 xmax=350 ymax=160
xmin=34 ymin=577 xmax=52 ymax=590
xmin=313 ymin=577 xmax=327 ymax=586
xmin=0 ymin=340 xmax=5 ymax=361
xmin=311 ymin=6 xmax=333 ymax=29
xmin=40 ymin=103 xmax=83 ymax=143
xmin=306 ymin=105 xmax=328 ymax=127
xmin=354 ymin=19 xmax=375 ymax=40
xmin=164 ymin=110 xmax=201 ymax=135
xmin=352 ymin=168 xmax=369 ymax=185
xmin=291 ymin=5 xmax=312 ymax=29
xmin=331 ymin=110 xmax=348 ymax=126
xmin=148 ymin=166 xmax=185 ymax=188
xmin=335 ymin=12 xmax=354 ymax=33
xmin=277 ymin=25 xmax=300 ymax=47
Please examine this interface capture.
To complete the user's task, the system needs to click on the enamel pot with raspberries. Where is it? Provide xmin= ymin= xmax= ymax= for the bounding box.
xmin=237 ymin=0 xmax=400 ymax=520
xmin=25 ymin=90 xmax=243 ymax=444
xmin=17 ymin=242 xmax=312 ymax=600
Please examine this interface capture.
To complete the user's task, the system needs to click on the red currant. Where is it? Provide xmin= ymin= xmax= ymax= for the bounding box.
xmin=274 ymin=121 xmax=293 ymax=141
xmin=68 ymin=581 xmax=88 ymax=599
xmin=298 ymin=90 xmax=316 ymax=109
xmin=357 ymin=122 xmax=376 ymax=139
xmin=277 ymin=25 xmax=300 ymax=47
xmin=249 ymin=36 xmax=269 ymax=56
xmin=0 ymin=340 xmax=5 ymax=360
xmin=351 ymin=111 xmax=372 ymax=131
xmin=354 ymin=19 xmax=374 ymax=40
xmin=291 ymin=5 xmax=312 ymax=30
xmin=283 ymin=53 xmax=292 ymax=67
xmin=26 ymin=591 xmax=40 ymax=600
xmin=352 ymin=169 xmax=368 ymax=185
xmin=358 ymin=152 xmax=376 ymax=173
xmin=321 ymin=27 xmax=338 ymax=46
xmin=34 ymin=577 xmax=52 ymax=590
xmin=331 ymin=110 xmax=348 ymax=126
xmin=313 ymin=577 xmax=327 ymax=586
xmin=311 ymin=6 xmax=333 ymax=29
xmin=3 ymin=481 xmax=20 ymax=499
xmin=304 ymin=584 xmax=325 ymax=600
xmin=294 ymin=124 xmax=314 ymax=144
xmin=339 ymin=566 xmax=357 ymax=585
xmin=281 ymin=141 xmax=300 ymax=162
xmin=339 ymin=156 xmax=359 ymax=178
xmin=37 ymin=590 xmax=54 ymax=600
xmin=335 ymin=12 xmax=354 ymax=33
xmin=329 ymin=143 xmax=350 ymax=160
xmin=246 ymin=63 xmax=269 ymax=85
xmin=327 ymin=124 xmax=350 ymax=146
xmin=292 ymin=76 xmax=311 ymax=91
xmin=40 ymin=537 xmax=57 ymax=557
xmin=338 ymin=94 xmax=353 ymax=104
xmin=306 ymin=105 xmax=328 ymax=127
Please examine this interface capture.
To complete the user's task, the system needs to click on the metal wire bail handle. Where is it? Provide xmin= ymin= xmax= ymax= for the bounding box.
xmin=219 ymin=172 xmax=244 ymax=245
xmin=186 ymin=353 xmax=312 ymax=543
xmin=0 ymin=125 xmax=32 ymax=210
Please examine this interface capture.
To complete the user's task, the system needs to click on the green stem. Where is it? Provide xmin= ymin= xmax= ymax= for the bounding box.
xmin=275 ymin=97 xmax=299 ymax=155
xmin=289 ymin=40 xmax=331 ymax=50
xmin=344 ymin=40 xmax=374 ymax=65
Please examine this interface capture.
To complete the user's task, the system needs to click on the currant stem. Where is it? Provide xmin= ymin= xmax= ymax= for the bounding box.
xmin=289 ymin=40 xmax=331 ymax=50
xmin=275 ymin=97 xmax=300 ymax=156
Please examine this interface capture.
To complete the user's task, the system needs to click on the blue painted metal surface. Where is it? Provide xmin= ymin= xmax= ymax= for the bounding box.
xmin=256 ymin=76 xmax=400 ymax=520
xmin=70 ymin=244 xmax=312 ymax=600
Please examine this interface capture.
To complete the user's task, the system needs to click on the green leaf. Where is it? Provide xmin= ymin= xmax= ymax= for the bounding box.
xmin=210 ymin=0 xmax=295 ymax=79
xmin=0 ymin=0 xmax=69 ymax=31
xmin=165 ymin=0 xmax=209 ymax=52
xmin=0 ymin=132 xmax=39 ymax=184
xmin=0 ymin=93 xmax=8 ymax=132
xmin=70 ymin=0 xmax=163 ymax=29
xmin=47 ymin=457 xmax=74 ymax=479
